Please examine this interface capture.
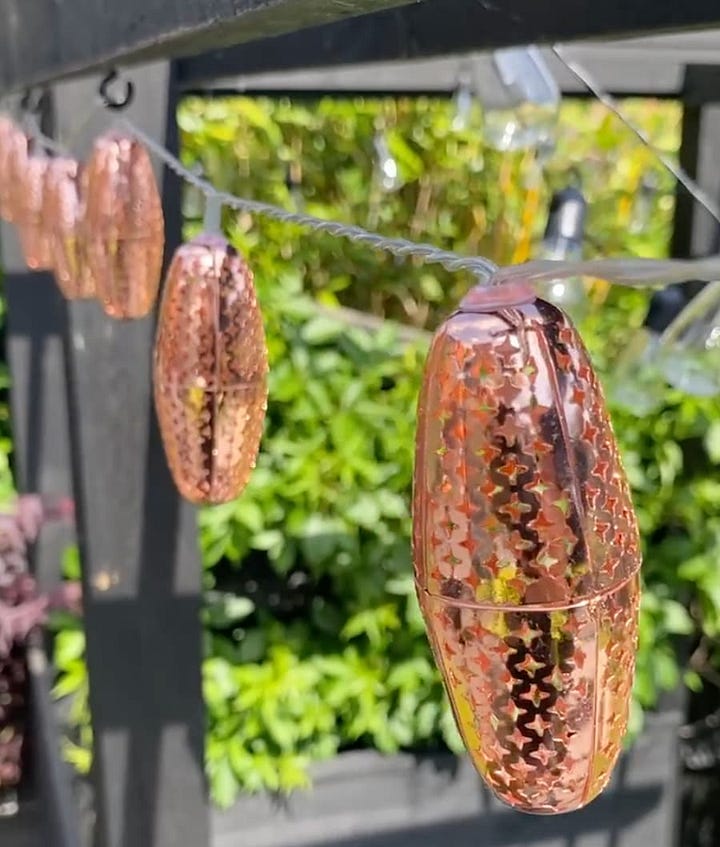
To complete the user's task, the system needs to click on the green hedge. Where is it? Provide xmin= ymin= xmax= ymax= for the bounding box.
xmin=53 ymin=95 xmax=720 ymax=808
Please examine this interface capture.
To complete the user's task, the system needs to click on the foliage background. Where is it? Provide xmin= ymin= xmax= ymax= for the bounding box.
xmin=51 ymin=95 xmax=720 ymax=808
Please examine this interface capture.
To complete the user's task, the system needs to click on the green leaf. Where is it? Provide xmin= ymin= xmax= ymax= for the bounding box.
xmin=661 ymin=599 xmax=694 ymax=635
xmin=210 ymin=757 xmax=239 ymax=809
xmin=55 ymin=630 xmax=86 ymax=667
xmin=705 ymin=420 xmax=720 ymax=463
xmin=301 ymin=316 xmax=344 ymax=345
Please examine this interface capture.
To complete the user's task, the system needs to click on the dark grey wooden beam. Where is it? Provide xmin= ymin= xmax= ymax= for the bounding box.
xmin=4 ymin=0 xmax=720 ymax=96
xmin=176 ymin=0 xmax=720 ymax=90
xmin=0 ymin=0 xmax=411 ymax=94
xmin=2 ymin=95 xmax=82 ymax=847
xmin=53 ymin=63 xmax=209 ymax=847
xmin=180 ymin=31 xmax=720 ymax=100
xmin=179 ymin=43 xmax=692 ymax=100
xmin=672 ymin=69 xmax=720 ymax=258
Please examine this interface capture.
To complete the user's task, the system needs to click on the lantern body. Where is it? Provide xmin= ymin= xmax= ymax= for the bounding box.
xmin=84 ymin=132 xmax=164 ymax=318
xmin=154 ymin=234 xmax=268 ymax=504
xmin=413 ymin=295 xmax=641 ymax=815
xmin=0 ymin=117 xmax=23 ymax=222
xmin=17 ymin=155 xmax=54 ymax=270
xmin=43 ymin=157 xmax=95 ymax=300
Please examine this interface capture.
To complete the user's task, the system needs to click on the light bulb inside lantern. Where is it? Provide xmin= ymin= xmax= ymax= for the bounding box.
xmin=484 ymin=46 xmax=560 ymax=152
xmin=659 ymin=281 xmax=720 ymax=397
xmin=534 ymin=186 xmax=588 ymax=323
xmin=630 ymin=173 xmax=658 ymax=234
xmin=609 ymin=285 xmax=688 ymax=415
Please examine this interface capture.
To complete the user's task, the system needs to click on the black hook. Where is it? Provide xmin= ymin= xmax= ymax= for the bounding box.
xmin=99 ymin=69 xmax=135 ymax=111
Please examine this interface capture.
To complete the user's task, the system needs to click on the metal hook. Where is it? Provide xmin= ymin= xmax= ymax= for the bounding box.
xmin=99 ymin=69 xmax=135 ymax=111
xmin=20 ymin=87 xmax=45 ymax=115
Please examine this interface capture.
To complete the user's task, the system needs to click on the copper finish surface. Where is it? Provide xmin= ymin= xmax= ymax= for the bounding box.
xmin=413 ymin=296 xmax=641 ymax=814
xmin=154 ymin=234 xmax=268 ymax=504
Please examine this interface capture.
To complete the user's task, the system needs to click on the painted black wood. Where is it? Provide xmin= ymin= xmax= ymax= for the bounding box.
xmin=4 ymin=0 xmax=720 ymax=94
xmin=0 ymin=0 xmax=409 ymax=94
xmin=671 ymin=68 xmax=720 ymax=259
xmin=2 ymin=84 xmax=82 ymax=845
xmin=53 ymin=63 xmax=209 ymax=847
xmin=180 ymin=33 xmax=720 ymax=100
xmin=176 ymin=0 xmax=720 ymax=90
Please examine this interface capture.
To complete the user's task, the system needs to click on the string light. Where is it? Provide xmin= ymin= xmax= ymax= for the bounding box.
xmin=660 ymin=281 xmax=720 ymax=397
xmin=4 ymin=63 xmax=720 ymax=295
xmin=552 ymin=44 xmax=720 ymax=226
xmin=484 ymin=46 xmax=560 ymax=153
xmin=609 ymin=285 xmax=689 ymax=415
xmin=116 ymin=117 xmax=720 ymax=292
xmin=534 ymin=185 xmax=589 ymax=322
xmin=373 ymin=130 xmax=400 ymax=193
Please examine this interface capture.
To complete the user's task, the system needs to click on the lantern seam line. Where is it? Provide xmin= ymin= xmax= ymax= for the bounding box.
xmin=421 ymin=569 xmax=638 ymax=613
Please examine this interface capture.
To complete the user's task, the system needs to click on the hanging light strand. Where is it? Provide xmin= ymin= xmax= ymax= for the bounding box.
xmin=120 ymin=118 xmax=499 ymax=280
xmin=10 ymin=94 xmax=720 ymax=290
xmin=120 ymin=117 xmax=720 ymax=290
xmin=552 ymin=44 xmax=720 ymax=225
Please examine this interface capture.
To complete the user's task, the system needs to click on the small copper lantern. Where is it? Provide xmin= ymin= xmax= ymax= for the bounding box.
xmin=84 ymin=132 xmax=164 ymax=318
xmin=16 ymin=153 xmax=54 ymax=271
xmin=413 ymin=282 xmax=641 ymax=814
xmin=43 ymin=157 xmax=95 ymax=300
xmin=154 ymin=234 xmax=268 ymax=505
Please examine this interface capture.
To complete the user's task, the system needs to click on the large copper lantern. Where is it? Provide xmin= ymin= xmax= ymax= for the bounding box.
xmin=154 ymin=234 xmax=268 ymax=505
xmin=412 ymin=282 xmax=641 ymax=815
xmin=84 ymin=132 xmax=164 ymax=318
xmin=17 ymin=154 xmax=54 ymax=271
xmin=43 ymin=157 xmax=95 ymax=300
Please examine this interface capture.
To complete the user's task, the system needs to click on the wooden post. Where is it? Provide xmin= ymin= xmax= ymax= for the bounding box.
xmin=1 ymin=95 xmax=82 ymax=846
xmin=52 ymin=63 xmax=209 ymax=847
xmin=671 ymin=66 xmax=720 ymax=258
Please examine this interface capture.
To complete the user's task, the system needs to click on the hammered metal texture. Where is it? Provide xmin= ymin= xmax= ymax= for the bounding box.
xmin=17 ymin=154 xmax=54 ymax=270
xmin=43 ymin=157 xmax=95 ymax=300
xmin=154 ymin=234 xmax=268 ymax=505
xmin=413 ymin=296 xmax=641 ymax=815
xmin=84 ymin=132 xmax=164 ymax=318
xmin=0 ymin=116 xmax=23 ymax=222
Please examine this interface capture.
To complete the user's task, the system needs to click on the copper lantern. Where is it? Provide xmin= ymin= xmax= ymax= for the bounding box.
xmin=43 ymin=157 xmax=95 ymax=300
xmin=84 ymin=132 xmax=164 ymax=318
xmin=17 ymin=153 xmax=54 ymax=271
xmin=412 ymin=282 xmax=641 ymax=814
xmin=154 ymin=234 xmax=268 ymax=505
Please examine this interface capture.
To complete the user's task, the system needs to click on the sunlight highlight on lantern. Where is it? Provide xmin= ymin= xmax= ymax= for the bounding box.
xmin=84 ymin=132 xmax=164 ymax=318
xmin=412 ymin=285 xmax=641 ymax=815
xmin=17 ymin=154 xmax=54 ymax=271
xmin=154 ymin=234 xmax=268 ymax=505
xmin=43 ymin=157 xmax=95 ymax=300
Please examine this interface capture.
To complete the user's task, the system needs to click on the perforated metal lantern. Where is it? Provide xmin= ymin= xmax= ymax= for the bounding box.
xmin=154 ymin=234 xmax=268 ymax=505
xmin=43 ymin=157 xmax=95 ymax=300
xmin=412 ymin=281 xmax=641 ymax=815
xmin=17 ymin=154 xmax=54 ymax=271
xmin=0 ymin=116 xmax=23 ymax=222
xmin=84 ymin=132 xmax=164 ymax=318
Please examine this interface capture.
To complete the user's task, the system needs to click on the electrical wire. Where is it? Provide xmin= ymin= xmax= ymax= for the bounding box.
xmin=552 ymin=44 xmax=720 ymax=226
xmin=9 ymin=81 xmax=720 ymax=290
xmin=121 ymin=118 xmax=500 ymax=281
xmin=122 ymin=116 xmax=720 ymax=290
